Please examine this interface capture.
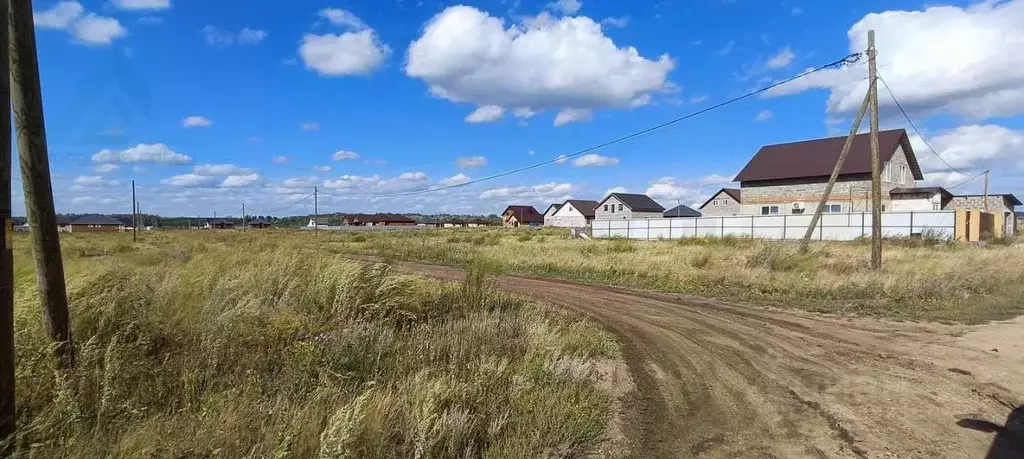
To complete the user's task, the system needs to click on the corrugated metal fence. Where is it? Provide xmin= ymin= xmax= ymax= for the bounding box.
xmin=591 ymin=211 xmax=956 ymax=241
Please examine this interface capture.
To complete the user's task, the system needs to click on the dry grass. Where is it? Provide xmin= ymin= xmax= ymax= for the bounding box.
xmin=335 ymin=227 xmax=1024 ymax=324
xmin=8 ymin=231 xmax=617 ymax=457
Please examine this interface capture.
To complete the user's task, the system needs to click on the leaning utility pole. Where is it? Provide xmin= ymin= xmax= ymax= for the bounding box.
xmin=799 ymin=90 xmax=872 ymax=254
xmin=10 ymin=0 xmax=74 ymax=369
xmin=868 ymin=30 xmax=882 ymax=270
xmin=0 ymin=0 xmax=15 ymax=444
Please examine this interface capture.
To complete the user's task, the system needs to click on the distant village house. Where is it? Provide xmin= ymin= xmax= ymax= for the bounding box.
xmin=594 ymin=193 xmax=665 ymax=220
xmin=545 ymin=200 xmax=599 ymax=228
xmin=69 ymin=215 xmax=125 ymax=233
xmin=343 ymin=213 xmax=416 ymax=226
xmin=502 ymin=205 xmax=543 ymax=228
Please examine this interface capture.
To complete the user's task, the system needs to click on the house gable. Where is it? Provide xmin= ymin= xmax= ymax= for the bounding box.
xmin=699 ymin=188 xmax=740 ymax=210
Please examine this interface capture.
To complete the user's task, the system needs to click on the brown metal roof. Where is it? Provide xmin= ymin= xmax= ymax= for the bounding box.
xmin=564 ymin=200 xmax=600 ymax=217
xmin=597 ymin=193 xmax=665 ymax=212
xmin=698 ymin=188 xmax=740 ymax=209
xmin=734 ymin=129 xmax=923 ymax=183
xmin=502 ymin=205 xmax=543 ymax=223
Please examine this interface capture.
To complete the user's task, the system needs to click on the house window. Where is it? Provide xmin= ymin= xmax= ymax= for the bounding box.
xmin=823 ymin=204 xmax=842 ymax=213
xmin=760 ymin=206 xmax=779 ymax=215
xmin=618 ymin=204 xmax=623 ymax=211
xmin=932 ymin=203 xmax=940 ymax=211
xmin=881 ymin=204 xmax=887 ymax=212
xmin=899 ymin=164 xmax=907 ymax=184
xmin=603 ymin=204 xmax=608 ymax=211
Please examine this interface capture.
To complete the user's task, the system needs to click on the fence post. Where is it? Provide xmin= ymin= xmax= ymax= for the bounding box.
xmin=646 ymin=219 xmax=650 ymax=241
xmin=783 ymin=214 xmax=788 ymax=239
xmin=626 ymin=219 xmax=630 ymax=240
xmin=750 ymin=215 xmax=754 ymax=238
xmin=819 ymin=214 xmax=823 ymax=241
xmin=861 ymin=212 xmax=866 ymax=238
xmin=909 ymin=211 xmax=914 ymax=235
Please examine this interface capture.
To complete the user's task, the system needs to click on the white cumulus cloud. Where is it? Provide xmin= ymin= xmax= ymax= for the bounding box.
xmin=465 ymin=105 xmax=505 ymax=124
xmin=318 ymin=8 xmax=368 ymax=30
xmin=479 ymin=182 xmax=574 ymax=200
xmin=300 ymin=30 xmax=390 ymax=76
xmin=92 ymin=144 xmax=192 ymax=164
xmin=193 ymin=164 xmax=254 ymax=176
xmin=94 ymin=163 xmax=119 ymax=173
xmin=221 ymin=173 xmax=261 ymax=188
xmin=457 ymin=156 xmax=488 ymax=168
xmin=313 ymin=165 xmax=332 ymax=172
xmin=271 ymin=156 xmax=291 ymax=164
xmin=754 ymin=110 xmax=773 ymax=122
xmin=766 ymin=1 xmax=1024 ymax=119
xmin=332 ymin=150 xmax=360 ymax=160
xmin=440 ymin=173 xmax=472 ymax=186
xmin=553 ymin=108 xmax=594 ymax=127
xmin=323 ymin=172 xmax=429 ymax=194
xmin=110 ymin=0 xmax=171 ymax=10
xmin=573 ymin=153 xmax=619 ymax=167
xmin=35 ymin=2 xmax=127 ymax=46
xmin=183 ymin=116 xmax=212 ymax=127
xmin=765 ymin=47 xmax=796 ymax=69
xmin=910 ymin=124 xmax=1024 ymax=178
xmin=405 ymin=6 xmax=674 ymax=123
xmin=161 ymin=174 xmax=214 ymax=187
xmin=72 ymin=176 xmax=121 ymax=188
xmin=202 ymin=25 xmax=266 ymax=47
xmin=547 ymin=0 xmax=582 ymax=15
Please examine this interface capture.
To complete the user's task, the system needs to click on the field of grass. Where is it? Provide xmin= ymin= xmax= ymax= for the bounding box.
xmin=332 ymin=227 xmax=1024 ymax=324
xmin=8 ymin=232 xmax=618 ymax=457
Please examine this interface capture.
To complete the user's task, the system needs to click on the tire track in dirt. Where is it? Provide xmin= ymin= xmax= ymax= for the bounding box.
xmin=361 ymin=257 xmax=1023 ymax=458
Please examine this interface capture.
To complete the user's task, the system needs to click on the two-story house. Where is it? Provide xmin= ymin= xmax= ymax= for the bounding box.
xmin=594 ymin=193 xmax=665 ymax=220
xmin=732 ymin=129 xmax=924 ymax=216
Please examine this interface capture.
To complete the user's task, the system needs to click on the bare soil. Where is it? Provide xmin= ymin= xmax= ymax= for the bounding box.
xmin=380 ymin=258 xmax=1024 ymax=458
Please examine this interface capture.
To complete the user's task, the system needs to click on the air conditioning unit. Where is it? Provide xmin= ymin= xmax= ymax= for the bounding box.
xmin=792 ymin=202 xmax=805 ymax=211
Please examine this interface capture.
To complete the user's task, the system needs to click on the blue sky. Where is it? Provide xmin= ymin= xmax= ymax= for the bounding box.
xmin=25 ymin=0 xmax=1024 ymax=216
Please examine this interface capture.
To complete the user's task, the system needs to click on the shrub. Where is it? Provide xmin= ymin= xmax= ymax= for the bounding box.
xmin=608 ymin=239 xmax=636 ymax=253
xmin=745 ymin=244 xmax=807 ymax=272
xmin=689 ymin=250 xmax=712 ymax=269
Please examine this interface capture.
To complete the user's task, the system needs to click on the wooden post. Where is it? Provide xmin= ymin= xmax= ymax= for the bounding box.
xmin=868 ymin=29 xmax=883 ymax=269
xmin=10 ymin=0 xmax=73 ymax=369
xmin=0 ymin=0 xmax=15 ymax=444
xmin=983 ymin=169 xmax=990 ymax=213
xmin=131 ymin=180 xmax=137 ymax=241
xmin=799 ymin=89 xmax=871 ymax=253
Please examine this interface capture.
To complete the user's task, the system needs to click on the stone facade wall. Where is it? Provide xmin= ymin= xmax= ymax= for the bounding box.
xmin=700 ymin=190 xmax=741 ymax=216
xmin=594 ymin=195 xmax=663 ymax=220
xmin=738 ymin=146 xmax=917 ymax=216
xmin=944 ymin=196 xmax=1015 ymax=214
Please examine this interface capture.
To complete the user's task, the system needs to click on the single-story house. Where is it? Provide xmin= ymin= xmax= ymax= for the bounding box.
xmin=248 ymin=218 xmax=272 ymax=229
xmin=343 ymin=213 xmax=416 ymax=226
xmin=663 ymin=204 xmax=701 ymax=218
xmin=889 ymin=187 xmax=954 ymax=212
xmin=502 ymin=205 xmax=543 ymax=227
xmin=733 ymin=129 xmax=923 ymax=216
xmin=57 ymin=216 xmax=72 ymax=233
xmin=307 ymin=217 xmax=329 ymax=228
xmin=547 ymin=200 xmax=599 ymax=228
xmin=206 ymin=218 xmax=235 ymax=229
xmin=542 ymin=203 xmax=563 ymax=226
xmin=70 ymin=215 xmax=125 ymax=233
xmin=698 ymin=188 xmax=742 ymax=216
xmin=594 ymin=193 xmax=665 ymax=220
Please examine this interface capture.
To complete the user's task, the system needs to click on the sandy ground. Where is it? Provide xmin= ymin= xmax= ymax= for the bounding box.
xmin=366 ymin=258 xmax=1024 ymax=458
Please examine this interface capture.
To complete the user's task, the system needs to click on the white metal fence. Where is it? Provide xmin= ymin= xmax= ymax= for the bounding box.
xmin=591 ymin=211 xmax=956 ymax=241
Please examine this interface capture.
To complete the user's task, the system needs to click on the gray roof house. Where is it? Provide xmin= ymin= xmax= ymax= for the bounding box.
xmin=663 ymin=204 xmax=701 ymax=218
xmin=594 ymin=193 xmax=665 ymax=220
xmin=546 ymin=199 xmax=600 ymax=227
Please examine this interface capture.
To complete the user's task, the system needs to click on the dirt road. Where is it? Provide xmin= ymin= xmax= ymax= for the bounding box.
xmin=382 ymin=259 xmax=1024 ymax=458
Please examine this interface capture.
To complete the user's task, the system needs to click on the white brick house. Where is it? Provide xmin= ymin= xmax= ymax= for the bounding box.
xmin=698 ymin=188 xmax=741 ymax=216
xmin=547 ymin=200 xmax=599 ymax=227
xmin=594 ymin=193 xmax=665 ymax=220
xmin=542 ymin=203 xmax=563 ymax=226
xmin=732 ymin=129 xmax=924 ymax=216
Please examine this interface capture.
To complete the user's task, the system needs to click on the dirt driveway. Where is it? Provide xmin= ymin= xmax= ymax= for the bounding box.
xmin=381 ymin=259 xmax=1024 ymax=458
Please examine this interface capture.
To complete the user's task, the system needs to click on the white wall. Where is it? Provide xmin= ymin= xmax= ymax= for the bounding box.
xmin=890 ymin=194 xmax=941 ymax=212
xmin=548 ymin=202 xmax=590 ymax=228
xmin=592 ymin=211 xmax=955 ymax=241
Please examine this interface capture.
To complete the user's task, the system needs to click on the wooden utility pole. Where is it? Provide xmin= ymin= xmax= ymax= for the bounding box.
xmin=0 ymin=0 xmax=15 ymax=444
xmin=868 ymin=30 xmax=882 ymax=270
xmin=983 ymin=169 xmax=990 ymax=213
xmin=10 ymin=0 xmax=73 ymax=369
xmin=799 ymin=90 xmax=872 ymax=253
xmin=131 ymin=180 xmax=137 ymax=242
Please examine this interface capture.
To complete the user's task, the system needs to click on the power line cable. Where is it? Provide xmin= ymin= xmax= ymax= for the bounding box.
xmin=877 ymin=73 xmax=968 ymax=176
xmin=318 ymin=52 xmax=864 ymax=199
xmin=247 ymin=191 xmax=315 ymax=214
xmin=945 ymin=170 xmax=986 ymax=190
